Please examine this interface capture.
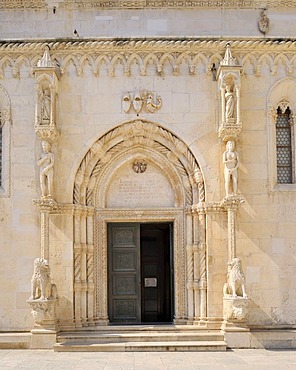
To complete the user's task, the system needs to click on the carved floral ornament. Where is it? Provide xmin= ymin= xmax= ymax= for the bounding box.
xmin=1 ymin=40 xmax=296 ymax=78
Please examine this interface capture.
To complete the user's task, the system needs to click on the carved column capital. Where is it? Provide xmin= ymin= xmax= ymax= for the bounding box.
xmin=221 ymin=195 xmax=245 ymax=211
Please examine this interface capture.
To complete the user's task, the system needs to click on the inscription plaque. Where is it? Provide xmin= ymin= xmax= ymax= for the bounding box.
xmin=144 ymin=278 xmax=157 ymax=287
xmin=107 ymin=161 xmax=174 ymax=208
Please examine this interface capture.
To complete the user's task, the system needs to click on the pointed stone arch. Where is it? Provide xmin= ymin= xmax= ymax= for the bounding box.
xmin=73 ymin=119 xmax=205 ymax=207
xmin=72 ymin=120 xmax=207 ymax=326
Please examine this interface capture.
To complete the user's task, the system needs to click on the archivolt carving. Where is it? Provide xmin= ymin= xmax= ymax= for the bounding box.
xmin=1 ymin=39 xmax=296 ymax=78
xmin=73 ymin=120 xmax=203 ymax=208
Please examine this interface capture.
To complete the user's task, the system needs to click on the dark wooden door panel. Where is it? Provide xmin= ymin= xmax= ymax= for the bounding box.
xmin=108 ymin=223 xmax=140 ymax=323
xmin=108 ymin=222 xmax=173 ymax=323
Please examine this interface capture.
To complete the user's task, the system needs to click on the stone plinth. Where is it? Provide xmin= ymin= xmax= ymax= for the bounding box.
xmin=27 ymin=298 xmax=58 ymax=329
xmin=223 ymin=296 xmax=249 ymax=322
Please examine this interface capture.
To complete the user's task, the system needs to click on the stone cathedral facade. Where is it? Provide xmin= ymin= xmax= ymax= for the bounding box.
xmin=1 ymin=0 xmax=296 ymax=350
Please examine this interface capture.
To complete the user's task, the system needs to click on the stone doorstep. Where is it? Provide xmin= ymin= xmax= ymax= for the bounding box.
xmin=57 ymin=331 xmax=224 ymax=343
xmin=0 ymin=333 xmax=31 ymax=349
xmin=53 ymin=340 xmax=227 ymax=352
xmin=55 ymin=327 xmax=226 ymax=352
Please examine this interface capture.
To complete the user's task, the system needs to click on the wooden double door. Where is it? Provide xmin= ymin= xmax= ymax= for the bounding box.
xmin=108 ymin=223 xmax=173 ymax=323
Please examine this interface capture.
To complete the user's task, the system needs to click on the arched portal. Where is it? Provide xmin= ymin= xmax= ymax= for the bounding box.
xmin=72 ymin=120 xmax=207 ymax=326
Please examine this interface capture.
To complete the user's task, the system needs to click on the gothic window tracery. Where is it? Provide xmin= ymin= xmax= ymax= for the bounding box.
xmin=276 ymin=106 xmax=293 ymax=184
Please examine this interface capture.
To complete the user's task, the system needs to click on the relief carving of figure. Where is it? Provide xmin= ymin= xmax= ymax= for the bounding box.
xmin=29 ymin=258 xmax=57 ymax=300
xmin=223 ymin=140 xmax=239 ymax=196
xmin=258 ymin=9 xmax=270 ymax=34
xmin=40 ymin=88 xmax=51 ymax=123
xmin=223 ymin=257 xmax=247 ymax=299
xmin=146 ymin=93 xmax=162 ymax=113
xmin=225 ymin=85 xmax=235 ymax=120
xmin=37 ymin=141 xmax=54 ymax=198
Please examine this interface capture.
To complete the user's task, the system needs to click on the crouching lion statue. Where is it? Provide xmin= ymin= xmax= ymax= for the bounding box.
xmin=29 ymin=258 xmax=57 ymax=300
xmin=223 ymin=257 xmax=247 ymax=299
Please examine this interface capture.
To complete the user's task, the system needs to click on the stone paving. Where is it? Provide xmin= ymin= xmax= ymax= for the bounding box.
xmin=1 ymin=349 xmax=296 ymax=369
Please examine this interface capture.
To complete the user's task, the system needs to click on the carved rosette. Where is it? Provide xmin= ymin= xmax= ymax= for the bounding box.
xmin=223 ymin=297 xmax=249 ymax=321
xmin=217 ymin=44 xmax=242 ymax=142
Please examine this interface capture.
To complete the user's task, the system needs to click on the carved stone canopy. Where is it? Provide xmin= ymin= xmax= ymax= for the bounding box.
xmin=220 ymin=44 xmax=238 ymax=67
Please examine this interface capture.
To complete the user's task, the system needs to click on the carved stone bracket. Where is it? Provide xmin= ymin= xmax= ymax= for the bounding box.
xmin=27 ymin=299 xmax=58 ymax=329
xmin=221 ymin=195 xmax=245 ymax=211
xmin=223 ymin=297 xmax=249 ymax=322
xmin=217 ymin=44 xmax=242 ymax=141
xmin=191 ymin=202 xmax=224 ymax=215
xmin=122 ymin=91 xmax=162 ymax=114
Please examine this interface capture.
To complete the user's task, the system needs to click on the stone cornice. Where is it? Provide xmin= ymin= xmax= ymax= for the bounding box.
xmin=2 ymin=0 xmax=296 ymax=9
xmin=1 ymin=38 xmax=296 ymax=53
xmin=1 ymin=38 xmax=296 ymax=78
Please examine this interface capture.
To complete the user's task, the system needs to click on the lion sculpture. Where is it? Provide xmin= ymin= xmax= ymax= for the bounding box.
xmin=29 ymin=258 xmax=56 ymax=300
xmin=223 ymin=257 xmax=247 ymax=299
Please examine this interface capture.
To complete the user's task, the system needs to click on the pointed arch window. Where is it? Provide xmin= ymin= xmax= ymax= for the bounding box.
xmin=276 ymin=106 xmax=293 ymax=184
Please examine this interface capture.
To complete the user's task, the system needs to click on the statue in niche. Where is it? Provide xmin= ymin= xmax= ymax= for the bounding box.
xmin=40 ymin=88 xmax=51 ymax=124
xmin=223 ymin=140 xmax=239 ymax=197
xmin=37 ymin=141 xmax=54 ymax=198
xmin=225 ymin=85 xmax=235 ymax=120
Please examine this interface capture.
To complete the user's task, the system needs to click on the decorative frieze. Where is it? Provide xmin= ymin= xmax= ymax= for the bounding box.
xmin=1 ymin=0 xmax=295 ymax=9
xmin=1 ymin=39 xmax=296 ymax=79
xmin=61 ymin=0 xmax=296 ymax=9
xmin=0 ymin=0 xmax=45 ymax=8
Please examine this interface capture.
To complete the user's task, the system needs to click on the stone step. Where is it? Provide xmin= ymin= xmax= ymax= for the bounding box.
xmin=57 ymin=331 xmax=224 ymax=343
xmin=54 ymin=340 xmax=227 ymax=352
xmin=0 ymin=333 xmax=31 ymax=349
